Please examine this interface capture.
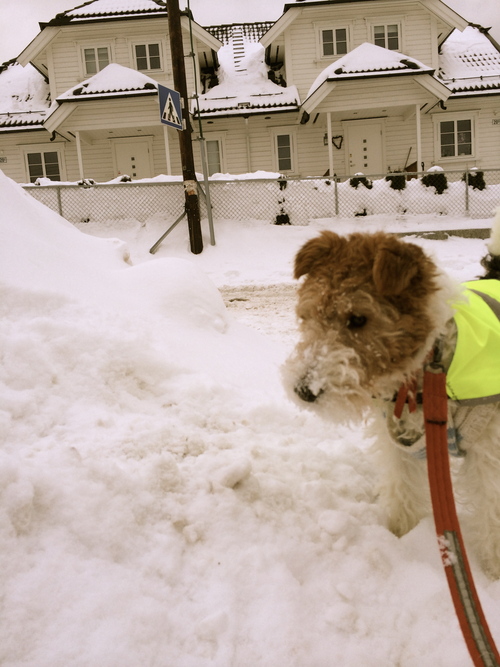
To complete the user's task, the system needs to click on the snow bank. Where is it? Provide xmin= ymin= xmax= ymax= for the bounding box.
xmin=1 ymin=167 xmax=500 ymax=666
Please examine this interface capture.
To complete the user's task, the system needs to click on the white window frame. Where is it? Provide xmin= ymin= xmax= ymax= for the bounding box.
xmin=315 ymin=22 xmax=352 ymax=60
xmin=370 ymin=21 xmax=403 ymax=51
xmin=131 ymin=39 xmax=164 ymax=72
xmin=270 ymin=128 xmax=298 ymax=174
xmin=77 ymin=41 xmax=113 ymax=79
xmin=432 ymin=111 xmax=477 ymax=163
xmin=82 ymin=45 xmax=111 ymax=75
xmin=203 ymin=133 xmax=226 ymax=175
xmin=21 ymin=144 xmax=66 ymax=183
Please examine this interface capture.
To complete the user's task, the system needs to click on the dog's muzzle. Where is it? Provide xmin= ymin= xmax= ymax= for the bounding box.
xmin=294 ymin=382 xmax=323 ymax=403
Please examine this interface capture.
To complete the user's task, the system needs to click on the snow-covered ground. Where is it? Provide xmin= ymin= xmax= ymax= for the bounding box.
xmin=1 ymin=167 xmax=498 ymax=666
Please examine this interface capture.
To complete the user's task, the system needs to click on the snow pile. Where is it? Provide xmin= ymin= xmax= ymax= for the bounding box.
xmin=64 ymin=0 xmax=164 ymax=19
xmin=0 ymin=62 xmax=49 ymax=112
xmin=1 ymin=166 xmax=500 ymax=666
xmin=198 ymin=40 xmax=299 ymax=112
xmin=59 ymin=63 xmax=158 ymax=98
xmin=439 ymin=26 xmax=500 ymax=80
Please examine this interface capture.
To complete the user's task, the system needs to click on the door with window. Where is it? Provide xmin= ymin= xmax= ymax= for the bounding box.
xmin=113 ymin=140 xmax=153 ymax=179
xmin=345 ymin=122 xmax=384 ymax=175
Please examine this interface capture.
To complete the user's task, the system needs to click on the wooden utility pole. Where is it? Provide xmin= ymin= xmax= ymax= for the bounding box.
xmin=167 ymin=0 xmax=203 ymax=254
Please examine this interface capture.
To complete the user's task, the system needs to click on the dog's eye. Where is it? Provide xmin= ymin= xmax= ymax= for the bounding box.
xmin=347 ymin=314 xmax=367 ymax=329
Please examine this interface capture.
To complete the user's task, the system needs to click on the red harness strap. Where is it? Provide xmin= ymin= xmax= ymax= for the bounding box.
xmin=423 ymin=366 xmax=500 ymax=667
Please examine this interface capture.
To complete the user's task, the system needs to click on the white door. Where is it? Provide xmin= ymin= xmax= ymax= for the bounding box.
xmin=345 ymin=122 xmax=384 ymax=175
xmin=113 ymin=140 xmax=153 ymax=179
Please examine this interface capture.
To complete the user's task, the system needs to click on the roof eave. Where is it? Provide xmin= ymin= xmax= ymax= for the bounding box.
xmin=0 ymin=125 xmax=46 ymax=132
xmin=17 ymin=26 xmax=60 ymax=67
xmin=418 ymin=0 xmax=469 ymax=33
xmin=447 ymin=89 xmax=500 ymax=98
xmin=195 ymin=106 xmax=299 ymax=119
xmin=324 ymin=68 xmax=434 ymax=82
xmin=58 ymin=90 xmax=158 ymax=103
xmin=180 ymin=16 xmax=222 ymax=51
xmin=260 ymin=7 xmax=301 ymax=47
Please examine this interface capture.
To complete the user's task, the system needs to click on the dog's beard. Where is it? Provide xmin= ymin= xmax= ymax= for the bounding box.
xmin=282 ymin=340 xmax=374 ymax=424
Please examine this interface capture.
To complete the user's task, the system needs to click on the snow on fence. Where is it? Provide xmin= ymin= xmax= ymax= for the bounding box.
xmin=23 ymin=168 xmax=500 ymax=225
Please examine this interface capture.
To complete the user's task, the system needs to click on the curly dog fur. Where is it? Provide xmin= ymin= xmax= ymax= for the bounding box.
xmin=285 ymin=213 xmax=500 ymax=577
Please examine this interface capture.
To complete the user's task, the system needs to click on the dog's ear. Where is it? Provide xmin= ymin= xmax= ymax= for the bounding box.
xmin=294 ymin=231 xmax=345 ymax=279
xmin=372 ymin=238 xmax=425 ymax=296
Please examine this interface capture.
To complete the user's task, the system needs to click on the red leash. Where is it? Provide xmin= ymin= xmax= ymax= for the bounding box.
xmin=423 ymin=365 xmax=500 ymax=667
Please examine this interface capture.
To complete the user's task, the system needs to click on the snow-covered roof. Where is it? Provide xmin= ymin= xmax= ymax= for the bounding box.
xmin=0 ymin=61 xmax=50 ymax=131
xmin=46 ymin=0 xmax=167 ymax=24
xmin=195 ymin=39 xmax=299 ymax=118
xmin=438 ymin=26 xmax=500 ymax=96
xmin=306 ymin=43 xmax=433 ymax=100
xmin=3 ymin=11 xmax=500 ymax=129
xmin=56 ymin=63 xmax=158 ymax=101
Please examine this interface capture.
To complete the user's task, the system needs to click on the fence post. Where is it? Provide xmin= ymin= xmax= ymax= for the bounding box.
xmin=56 ymin=186 xmax=63 ymax=217
xmin=464 ymin=164 xmax=469 ymax=216
xmin=334 ymin=175 xmax=339 ymax=216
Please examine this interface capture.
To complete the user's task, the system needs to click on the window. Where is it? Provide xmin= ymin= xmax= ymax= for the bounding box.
xmin=26 ymin=151 xmax=61 ymax=182
xmin=135 ymin=43 xmax=161 ymax=70
xmin=83 ymin=47 xmax=110 ymax=75
xmin=373 ymin=24 xmax=400 ymax=50
xmin=322 ymin=28 xmax=348 ymax=57
xmin=440 ymin=119 xmax=472 ymax=158
xmin=273 ymin=133 xmax=293 ymax=172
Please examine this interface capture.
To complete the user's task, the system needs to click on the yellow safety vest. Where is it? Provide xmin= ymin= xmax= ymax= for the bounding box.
xmin=446 ymin=279 xmax=500 ymax=405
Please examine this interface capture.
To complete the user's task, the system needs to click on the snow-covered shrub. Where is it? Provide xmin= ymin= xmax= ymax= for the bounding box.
xmin=421 ymin=166 xmax=447 ymax=194
xmin=77 ymin=178 xmax=96 ymax=188
xmin=349 ymin=173 xmax=373 ymax=190
xmin=462 ymin=168 xmax=486 ymax=191
xmin=385 ymin=173 xmax=406 ymax=191
xmin=275 ymin=211 xmax=290 ymax=225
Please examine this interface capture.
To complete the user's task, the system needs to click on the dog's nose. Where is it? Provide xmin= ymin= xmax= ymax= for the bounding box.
xmin=294 ymin=382 xmax=321 ymax=403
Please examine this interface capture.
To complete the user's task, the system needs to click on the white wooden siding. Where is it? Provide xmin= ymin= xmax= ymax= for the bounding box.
xmin=47 ymin=18 xmax=196 ymax=98
xmin=282 ymin=2 xmax=442 ymax=103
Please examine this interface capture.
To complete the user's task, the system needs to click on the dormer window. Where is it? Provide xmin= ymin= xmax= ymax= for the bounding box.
xmin=322 ymin=28 xmax=348 ymax=57
xmin=135 ymin=43 xmax=161 ymax=71
xmin=373 ymin=24 xmax=400 ymax=50
xmin=316 ymin=23 xmax=352 ymax=60
xmin=321 ymin=28 xmax=347 ymax=56
xmin=83 ymin=47 xmax=110 ymax=75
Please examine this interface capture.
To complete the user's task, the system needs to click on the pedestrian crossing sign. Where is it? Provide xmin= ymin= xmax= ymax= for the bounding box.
xmin=158 ymin=84 xmax=183 ymax=130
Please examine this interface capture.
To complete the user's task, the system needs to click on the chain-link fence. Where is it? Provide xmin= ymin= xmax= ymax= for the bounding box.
xmin=23 ymin=168 xmax=500 ymax=225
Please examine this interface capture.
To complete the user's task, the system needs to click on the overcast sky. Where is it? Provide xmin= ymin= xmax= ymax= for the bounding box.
xmin=0 ymin=0 xmax=499 ymax=65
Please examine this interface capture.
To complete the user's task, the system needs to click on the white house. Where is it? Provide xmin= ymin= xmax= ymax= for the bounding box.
xmin=1 ymin=0 xmax=500 ymax=184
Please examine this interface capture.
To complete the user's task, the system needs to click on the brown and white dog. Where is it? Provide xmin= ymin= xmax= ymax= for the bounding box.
xmin=284 ymin=212 xmax=500 ymax=577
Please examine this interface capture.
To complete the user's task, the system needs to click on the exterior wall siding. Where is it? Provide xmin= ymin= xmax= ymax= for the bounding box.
xmin=283 ymin=2 xmax=440 ymax=103
xmin=47 ymin=18 xmax=196 ymax=99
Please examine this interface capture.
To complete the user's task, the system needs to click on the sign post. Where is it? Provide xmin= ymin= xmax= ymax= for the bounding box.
xmin=166 ymin=0 xmax=203 ymax=255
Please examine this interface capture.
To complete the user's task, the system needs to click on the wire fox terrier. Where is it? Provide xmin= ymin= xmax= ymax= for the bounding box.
xmin=285 ymin=213 xmax=500 ymax=577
